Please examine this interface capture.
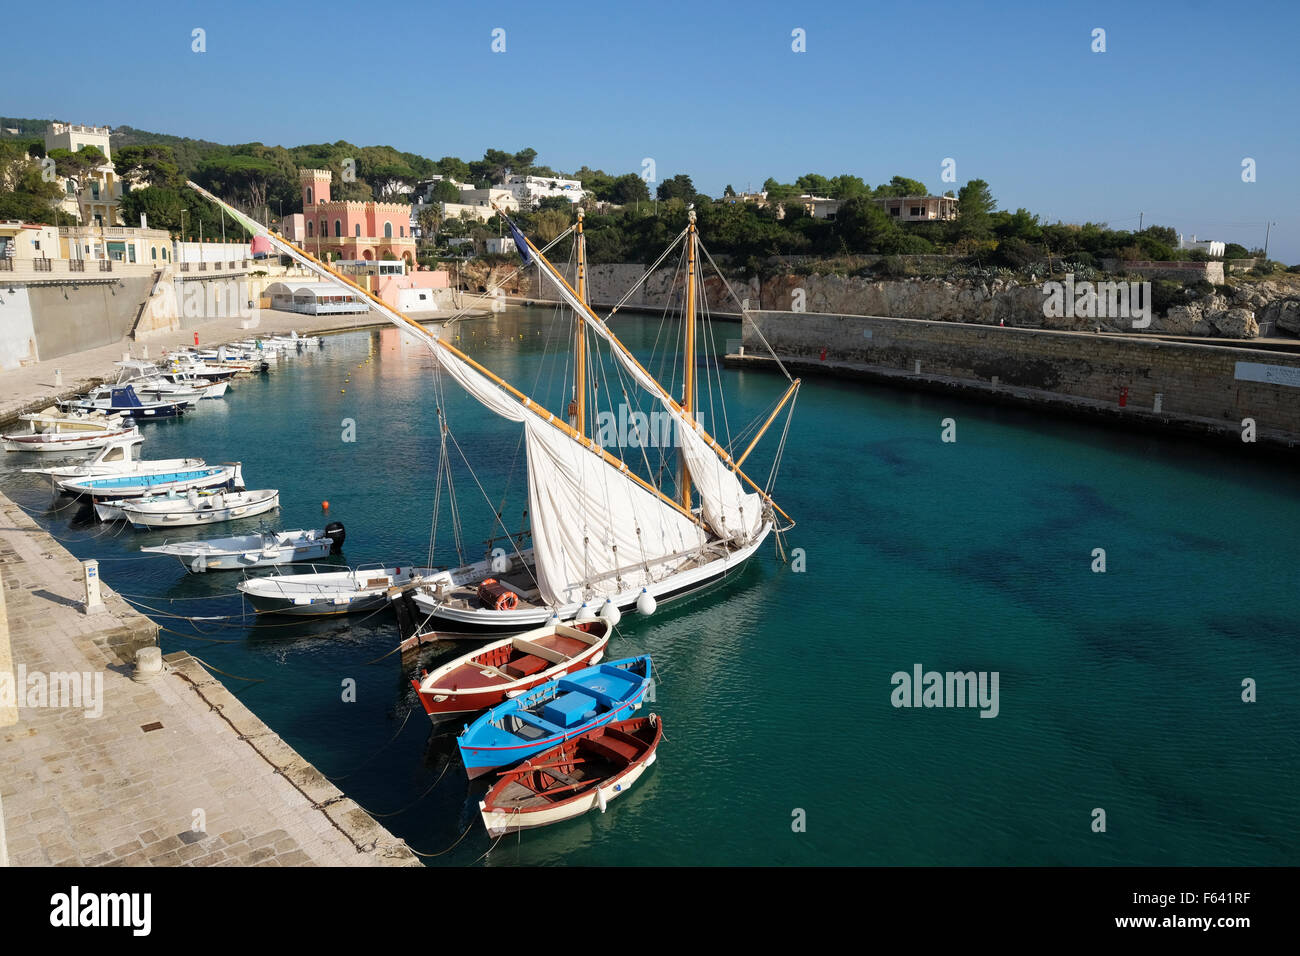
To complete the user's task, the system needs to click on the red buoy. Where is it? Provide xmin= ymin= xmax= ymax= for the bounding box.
xmin=322 ymin=500 xmax=330 ymax=511
xmin=193 ymin=331 xmax=199 ymax=346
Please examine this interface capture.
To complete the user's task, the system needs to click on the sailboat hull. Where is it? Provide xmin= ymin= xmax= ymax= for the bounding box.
xmin=408 ymin=524 xmax=770 ymax=636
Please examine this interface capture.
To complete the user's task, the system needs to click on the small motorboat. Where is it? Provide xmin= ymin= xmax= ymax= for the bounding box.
xmin=2 ymin=408 xmax=139 ymax=452
xmin=110 ymin=488 xmax=279 ymax=529
xmin=110 ymin=360 xmax=210 ymax=403
xmin=457 ymin=656 xmax=652 ymax=780
xmin=163 ymin=352 xmax=241 ymax=382
xmin=60 ymin=462 xmax=243 ymax=500
xmin=410 ymin=620 xmax=611 ymax=722
xmin=236 ymin=563 xmax=434 ymax=615
xmin=140 ymin=522 xmax=346 ymax=571
xmin=479 ymin=714 xmax=662 ymax=837
xmin=61 ymin=384 xmax=188 ymax=419
xmin=24 ymin=436 xmax=203 ymax=483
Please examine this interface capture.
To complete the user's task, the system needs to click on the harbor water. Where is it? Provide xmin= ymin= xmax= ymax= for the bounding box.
xmin=2 ymin=307 xmax=1296 ymax=866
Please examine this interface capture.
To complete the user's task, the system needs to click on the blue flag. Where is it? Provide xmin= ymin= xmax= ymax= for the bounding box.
xmin=506 ymin=217 xmax=533 ymax=266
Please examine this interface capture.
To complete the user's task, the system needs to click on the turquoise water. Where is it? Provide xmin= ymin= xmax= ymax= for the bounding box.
xmin=3 ymin=308 xmax=1297 ymax=866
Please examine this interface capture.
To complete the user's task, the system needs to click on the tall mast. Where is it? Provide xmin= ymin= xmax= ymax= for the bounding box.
xmin=572 ymin=209 xmax=587 ymax=437
xmin=680 ymin=208 xmax=697 ymax=509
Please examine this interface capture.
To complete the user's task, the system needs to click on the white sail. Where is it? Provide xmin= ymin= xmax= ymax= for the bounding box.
xmin=421 ymin=337 xmax=707 ymax=604
xmin=522 ymin=238 xmax=764 ymax=541
xmin=185 ymin=183 xmax=707 ymax=607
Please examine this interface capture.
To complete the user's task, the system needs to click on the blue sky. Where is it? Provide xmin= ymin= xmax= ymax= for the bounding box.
xmin=8 ymin=0 xmax=1299 ymax=260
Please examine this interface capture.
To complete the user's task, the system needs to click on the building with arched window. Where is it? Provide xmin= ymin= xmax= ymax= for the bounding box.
xmin=279 ymin=169 xmax=417 ymax=267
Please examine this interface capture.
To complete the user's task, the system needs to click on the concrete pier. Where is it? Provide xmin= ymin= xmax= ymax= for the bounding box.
xmin=0 ymin=490 xmax=418 ymax=867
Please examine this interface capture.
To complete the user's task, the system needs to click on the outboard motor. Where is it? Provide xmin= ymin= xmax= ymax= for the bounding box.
xmin=324 ymin=521 xmax=346 ymax=554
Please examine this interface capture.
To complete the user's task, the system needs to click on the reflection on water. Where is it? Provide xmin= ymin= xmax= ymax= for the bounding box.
xmin=2 ymin=310 xmax=1298 ymax=866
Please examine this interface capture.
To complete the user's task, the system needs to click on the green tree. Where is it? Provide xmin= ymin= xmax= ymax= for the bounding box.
xmin=113 ymin=144 xmax=181 ymax=188
xmin=431 ymin=179 xmax=461 ymax=203
xmin=874 ymin=175 xmax=929 ymax=198
xmin=836 ymin=196 xmax=901 ymax=253
xmin=795 ymin=173 xmax=832 ymax=195
xmin=48 ymin=145 xmax=105 ymax=197
xmin=829 ymin=174 xmax=870 ymax=199
xmin=609 ymin=173 xmax=650 ymax=205
xmin=723 ymin=184 xmax=736 ymax=197
xmin=955 ymin=178 xmax=995 ymax=239
xmin=656 ymin=173 xmax=696 ymax=202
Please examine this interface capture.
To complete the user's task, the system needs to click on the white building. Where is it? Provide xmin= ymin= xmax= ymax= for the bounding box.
xmin=1178 ymin=234 xmax=1226 ymax=257
xmin=44 ymin=123 xmax=125 ymax=227
xmin=0 ymin=221 xmax=60 ymax=262
xmin=265 ymin=281 xmax=368 ymax=315
xmin=503 ymin=174 xmax=584 ymax=207
xmin=485 ymin=236 xmax=516 ymax=255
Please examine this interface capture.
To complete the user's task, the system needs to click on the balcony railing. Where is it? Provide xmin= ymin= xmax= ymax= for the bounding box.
xmin=34 ymin=258 xmax=52 ymax=272
xmin=0 ymin=259 xmax=12 ymax=272
xmin=99 ymin=260 xmax=112 ymax=272
xmin=69 ymin=259 xmax=85 ymax=272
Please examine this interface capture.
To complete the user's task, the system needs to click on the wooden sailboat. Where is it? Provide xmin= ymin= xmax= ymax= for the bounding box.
xmin=185 ymin=182 xmax=799 ymax=634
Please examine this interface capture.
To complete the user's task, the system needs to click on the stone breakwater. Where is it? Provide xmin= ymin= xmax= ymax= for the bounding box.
xmin=476 ymin=256 xmax=1300 ymax=341
xmin=734 ymin=310 xmax=1300 ymax=448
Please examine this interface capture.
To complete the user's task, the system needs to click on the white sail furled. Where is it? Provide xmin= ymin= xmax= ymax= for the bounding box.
xmin=184 ymin=183 xmax=706 ymax=607
xmin=519 ymin=234 xmax=764 ymax=541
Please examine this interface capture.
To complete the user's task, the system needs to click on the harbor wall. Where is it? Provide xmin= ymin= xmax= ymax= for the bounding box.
xmin=26 ymin=275 xmax=156 ymax=361
xmin=740 ymin=310 xmax=1300 ymax=442
xmin=504 ymin=260 xmax=1300 ymax=339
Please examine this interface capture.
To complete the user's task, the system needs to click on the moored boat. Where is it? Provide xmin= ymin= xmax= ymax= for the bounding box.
xmin=61 ymin=384 xmax=188 ymax=419
xmin=237 ymin=563 xmax=434 ymax=615
xmin=479 ymin=714 xmax=662 ymax=837
xmin=2 ymin=408 xmax=138 ymax=453
xmin=24 ymin=436 xmax=203 ymax=483
xmin=111 ymin=488 xmax=279 ymax=529
xmin=457 ymin=655 xmax=652 ymax=780
xmin=410 ymin=620 xmax=611 ymax=721
xmin=139 ymin=522 xmax=346 ymax=571
xmin=60 ymin=462 xmax=243 ymax=500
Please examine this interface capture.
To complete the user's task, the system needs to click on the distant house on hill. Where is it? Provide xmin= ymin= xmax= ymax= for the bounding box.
xmin=871 ymin=195 xmax=958 ymax=222
xmin=1178 ymin=234 xmax=1226 ymax=257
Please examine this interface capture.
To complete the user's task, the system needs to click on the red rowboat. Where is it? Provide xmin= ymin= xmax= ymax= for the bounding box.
xmin=410 ymin=619 xmax=610 ymax=721
xmin=478 ymin=714 xmax=662 ymax=837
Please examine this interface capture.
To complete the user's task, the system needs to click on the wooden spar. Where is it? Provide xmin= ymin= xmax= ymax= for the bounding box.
xmin=734 ymin=378 xmax=801 ymax=469
xmin=681 ymin=211 xmax=697 ymax=510
xmin=495 ymin=203 xmax=794 ymax=525
xmin=574 ymin=210 xmax=587 ymax=438
xmin=185 ymin=181 xmax=707 ymax=532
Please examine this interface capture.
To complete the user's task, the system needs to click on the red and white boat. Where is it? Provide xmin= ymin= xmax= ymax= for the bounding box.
xmin=410 ymin=620 xmax=610 ymax=721
xmin=478 ymin=715 xmax=662 ymax=837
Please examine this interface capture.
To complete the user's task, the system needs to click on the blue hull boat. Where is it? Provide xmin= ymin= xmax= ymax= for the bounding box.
xmin=458 ymin=656 xmax=652 ymax=779
xmin=59 ymin=463 xmax=245 ymax=500
xmin=63 ymin=385 xmax=187 ymax=419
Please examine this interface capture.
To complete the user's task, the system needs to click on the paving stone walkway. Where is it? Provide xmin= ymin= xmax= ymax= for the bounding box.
xmin=0 ymin=490 xmax=418 ymax=867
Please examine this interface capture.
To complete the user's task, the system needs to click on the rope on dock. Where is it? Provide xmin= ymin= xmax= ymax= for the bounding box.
xmin=185 ymin=654 xmax=267 ymax=683
xmin=156 ymin=624 xmax=244 ymax=645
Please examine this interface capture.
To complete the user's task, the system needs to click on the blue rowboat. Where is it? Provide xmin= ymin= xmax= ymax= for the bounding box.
xmin=457 ymin=655 xmax=652 ymax=779
xmin=59 ymin=462 xmax=245 ymax=500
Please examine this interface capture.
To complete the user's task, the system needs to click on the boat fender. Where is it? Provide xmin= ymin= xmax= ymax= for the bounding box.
xmin=597 ymin=788 xmax=607 ymax=813
xmin=599 ymin=599 xmax=621 ymax=627
xmin=636 ymin=589 xmax=656 ymax=616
